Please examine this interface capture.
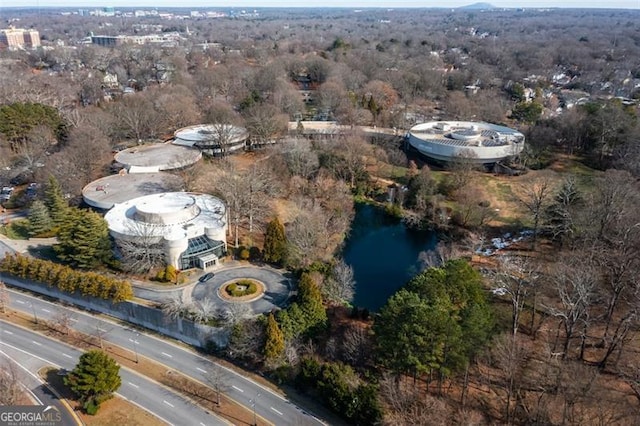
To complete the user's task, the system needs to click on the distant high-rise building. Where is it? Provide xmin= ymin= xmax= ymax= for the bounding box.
xmin=0 ymin=28 xmax=41 ymax=48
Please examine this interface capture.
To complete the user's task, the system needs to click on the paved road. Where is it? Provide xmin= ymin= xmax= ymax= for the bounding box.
xmin=0 ymin=346 xmax=78 ymax=426
xmin=5 ymin=288 xmax=324 ymax=426
xmin=0 ymin=320 xmax=228 ymax=426
xmin=192 ymin=266 xmax=293 ymax=315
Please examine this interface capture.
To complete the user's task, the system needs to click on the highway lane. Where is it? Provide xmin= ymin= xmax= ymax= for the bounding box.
xmin=0 ymin=346 xmax=78 ymax=426
xmin=5 ymin=288 xmax=324 ymax=426
xmin=0 ymin=320 xmax=228 ymax=426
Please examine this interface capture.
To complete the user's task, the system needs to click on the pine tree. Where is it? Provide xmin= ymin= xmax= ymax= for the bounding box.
xmin=264 ymin=312 xmax=285 ymax=364
xmin=55 ymin=209 xmax=113 ymax=269
xmin=263 ymin=217 xmax=287 ymax=265
xmin=298 ymin=272 xmax=327 ymax=331
xmin=27 ymin=200 xmax=53 ymax=237
xmin=44 ymin=175 xmax=69 ymax=228
xmin=64 ymin=350 xmax=121 ymax=410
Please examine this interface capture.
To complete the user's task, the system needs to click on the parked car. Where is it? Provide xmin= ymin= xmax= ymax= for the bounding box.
xmin=198 ymin=272 xmax=215 ymax=282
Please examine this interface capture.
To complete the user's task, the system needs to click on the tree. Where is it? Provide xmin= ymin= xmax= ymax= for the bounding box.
xmin=264 ymin=312 xmax=285 ymax=365
xmin=243 ymin=104 xmax=288 ymax=149
xmin=263 ymin=217 xmax=287 ymax=265
xmin=115 ymin=221 xmax=165 ymax=274
xmin=547 ymin=257 xmax=595 ymax=360
xmin=55 ymin=209 xmax=113 ymax=269
xmin=0 ymin=102 xmax=66 ymax=145
xmin=64 ymin=350 xmax=121 ymax=412
xmin=202 ymin=102 xmax=244 ymax=156
xmin=0 ymin=360 xmax=21 ymax=406
xmin=204 ymin=364 xmax=229 ymax=406
xmin=44 ymin=175 xmax=69 ymax=228
xmin=27 ymin=200 xmax=53 ymax=237
xmin=323 ymin=258 xmax=356 ymax=304
xmin=0 ymin=281 xmax=8 ymax=314
xmin=518 ymin=178 xmax=553 ymax=247
xmin=510 ymin=101 xmax=543 ymax=124
xmin=297 ymin=272 xmax=327 ymax=331
xmin=544 ymin=176 xmax=582 ymax=244
xmin=375 ymin=260 xmax=493 ymax=385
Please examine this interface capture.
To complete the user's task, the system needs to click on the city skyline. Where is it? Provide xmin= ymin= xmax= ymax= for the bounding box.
xmin=5 ymin=0 xmax=640 ymax=10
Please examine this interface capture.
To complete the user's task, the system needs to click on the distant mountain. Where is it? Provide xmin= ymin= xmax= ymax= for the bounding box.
xmin=458 ymin=3 xmax=497 ymax=10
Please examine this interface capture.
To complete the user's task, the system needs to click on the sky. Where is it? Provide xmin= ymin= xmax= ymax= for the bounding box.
xmin=7 ymin=1 xmax=640 ymax=9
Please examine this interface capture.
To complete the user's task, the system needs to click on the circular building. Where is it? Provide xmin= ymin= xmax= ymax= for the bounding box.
xmin=174 ymin=124 xmax=249 ymax=156
xmin=407 ymin=121 xmax=525 ymax=164
xmin=114 ymin=142 xmax=202 ymax=173
xmin=82 ymin=172 xmax=184 ymax=210
xmin=104 ymin=192 xmax=227 ymax=270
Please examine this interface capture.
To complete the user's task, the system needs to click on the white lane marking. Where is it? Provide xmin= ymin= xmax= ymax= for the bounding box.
xmin=97 ymin=327 xmax=107 ymax=332
xmin=69 ymin=318 xmax=78 ymax=322
xmin=31 ymin=341 xmax=42 ymax=346
xmin=161 ymin=352 xmax=173 ymax=358
xmin=41 ymin=308 xmax=51 ymax=313
xmin=271 ymin=407 xmax=284 ymax=416
xmin=200 ymin=423 xmax=206 ymax=426
xmin=16 ymin=300 xmax=25 ymax=304
xmin=163 ymin=400 xmax=174 ymax=408
xmin=62 ymin=353 xmax=73 ymax=359
xmin=3 ymin=330 xmax=13 ymax=335
xmin=128 ymin=382 xmax=139 ymax=389
xmin=196 ymin=367 xmax=206 ymax=373
xmin=232 ymin=385 xmax=244 ymax=393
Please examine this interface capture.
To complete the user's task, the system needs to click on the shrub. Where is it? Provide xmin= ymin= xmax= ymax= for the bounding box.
xmin=225 ymin=280 xmax=258 ymax=297
xmin=0 ymin=254 xmax=133 ymax=303
xmin=249 ymin=246 xmax=262 ymax=261
xmin=84 ymin=400 xmax=98 ymax=415
xmin=239 ymin=248 xmax=250 ymax=260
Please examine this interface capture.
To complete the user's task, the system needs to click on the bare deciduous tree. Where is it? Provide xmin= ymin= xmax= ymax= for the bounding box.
xmin=0 ymin=360 xmax=22 ymax=406
xmin=518 ymin=178 xmax=553 ymax=247
xmin=546 ymin=257 xmax=595 ymax=360
xmin=204 ymin=364 xmax=229 ymax=405
xmin=323 ymin=258 xmax=356 ymax=304
xmin=51 ymin=308 xmax=76 ymax=335
xmin=0 ymin=281 xmax=9 ymax=314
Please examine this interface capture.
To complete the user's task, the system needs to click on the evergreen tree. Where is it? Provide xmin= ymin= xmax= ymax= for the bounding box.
xmin=27 ymin=200 xmax=53 ymax=237
xmin=0 ymin=102 xmax=67 ymax=143
xmin=44 ymin=175 xmax=69 ymax=228
xmin=55 ymin=209 xmax=113 ymax=269
xmin=264 ymin=312 xmax=285 ymax=363
xmin=64 ymin=350 xmax=121 ymax=411
xmin=375 ymin=260 xmax=493 ymax=381
xmin=298 ymin=272 xmax=327 ymax=331
xmin=263 ymin=217 xmax=287 ymax=265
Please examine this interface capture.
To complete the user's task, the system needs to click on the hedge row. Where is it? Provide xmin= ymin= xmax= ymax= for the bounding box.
xmin=0 ymin=254 xmax=134 ymax=303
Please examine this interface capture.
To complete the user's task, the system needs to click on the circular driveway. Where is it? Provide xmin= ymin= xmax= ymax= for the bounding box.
xmin=191 ymin=266 xmax=293 ymax=315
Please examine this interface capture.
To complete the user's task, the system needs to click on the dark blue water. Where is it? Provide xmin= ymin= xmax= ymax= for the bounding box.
xmin=343 ymin=203 xmax=437 ymax=312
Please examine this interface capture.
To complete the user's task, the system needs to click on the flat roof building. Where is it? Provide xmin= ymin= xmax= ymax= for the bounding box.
xmin=407 ymin=121 xmax=525 ymax=164
xmin=0 ymin=28 xmax=41 ymax=48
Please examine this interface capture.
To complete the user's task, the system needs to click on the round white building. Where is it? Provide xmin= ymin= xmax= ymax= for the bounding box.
xmin=174 ymin=124 xmax=249 ymax=156
xmin=407 ymin=121 xmax=525 ymax=164
xmin=104 ymin=192 xmax=227 ymax=270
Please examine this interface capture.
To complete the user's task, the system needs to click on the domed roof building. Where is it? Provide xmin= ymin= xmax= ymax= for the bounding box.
xmin=173 ymin=124 xmax=249 ymax=156
xmin=407 ymin=121 xmax=525 ymax=164
xmin=104 ymin=192 xmax=227 ymax=270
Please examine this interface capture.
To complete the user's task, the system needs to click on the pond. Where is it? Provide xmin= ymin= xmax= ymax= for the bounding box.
xmin=343 ymin=203 xmax=438 ymax=312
